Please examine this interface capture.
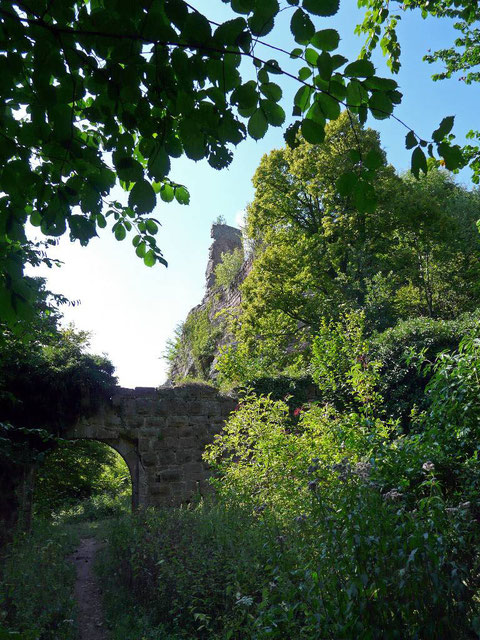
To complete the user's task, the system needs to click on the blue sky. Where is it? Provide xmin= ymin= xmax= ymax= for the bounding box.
xmin=28 ymin=1 xmax=480 ymax=388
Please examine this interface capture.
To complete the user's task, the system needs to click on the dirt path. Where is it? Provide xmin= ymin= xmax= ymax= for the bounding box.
xmin=72 ymin=537 xmax=109 ymax=640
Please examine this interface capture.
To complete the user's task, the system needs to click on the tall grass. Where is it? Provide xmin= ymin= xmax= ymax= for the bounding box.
xmin=0 ymin=521 xmax=79 ymax=639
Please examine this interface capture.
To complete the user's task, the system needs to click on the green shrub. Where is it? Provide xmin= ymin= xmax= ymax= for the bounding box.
xmin=214 ymin=247 xmax=244 ymax=290
xmin=370 ymin=310 xmax=480 ymax=427
xmin=166 ymin=304 xmax=223 ymax=382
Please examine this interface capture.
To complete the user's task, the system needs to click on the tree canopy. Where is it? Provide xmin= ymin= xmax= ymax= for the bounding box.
xmin=0 ymin=0 xmax=474 ymax=324
xmin=217 ymin=115 xmax=480 ymax=382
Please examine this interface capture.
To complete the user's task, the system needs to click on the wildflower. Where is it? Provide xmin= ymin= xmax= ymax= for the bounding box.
xmin=384 ymin=489 xmax=403 ymax=501
xmin=353 ymin=461 xmax=372 ymax=480
xmin=422 ymin=461 xmax=435 ymax=473
xmin=235 ymin=595 xmax=254 ymax=607
xmin=293 ymin=407 xmax=302 ymax=417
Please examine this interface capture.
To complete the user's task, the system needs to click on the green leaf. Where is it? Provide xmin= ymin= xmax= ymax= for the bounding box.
xmin=284 ymin=121 xmax=301 ymax=148
xmin=346 ymin=79 xmax=367 ymax=107
xmin=261 ymin=100 xmax=285 ymax=127
xmin=369 ymin=92 xmax=393 ymax=120
xmin=354 ymin=179 xmax=377 ymax=213
xmin=364 ymin=149 xmax=383 ymax=170
xmin=299 ymin=66 xmax=312 ymax=81
xmin=248 ymin=108 xmax=268 ymax=139
xmin=231 ymin=0 xmax=255 ymax=13
xmin=316 ymin=51 xmax=334 ymax=81
xmin=30 ymin=211 xmax=42 ymax=227
xmin=136 ymin=241 xmax=146 ymax=258
xmin=411 ymin=146 xmax=428 ymax=178
xmin=316 ymin=93 xmax=340 ymax=120
xmin=302 ymin=0 xmax=339 ymax=16
xmin=311 ymin=29 xmax=340 ymax=51
xmin=260 ymin=82 xmax=282 ymax=102
xmin=231 ymin=81 xmax=258 ymax=109
xmin=432 ymin=116 xmax=455 ymax=143
xmin=148 ymin=147 xmax=171 ymax=180
xmin=405 ymin=131 xmax=417 ymax=150
xmin=248 ymin=0 xmax=278 ymax=36
xmin=146 ymin=219 xmax=159 ymax=235
xmin=114 ymin=223 xmax=126 ymax=241
xmin=301 ymin=118 xmax=325 ymax=144
xmin=175 ymin=185 xmax=190 ymax=205
xmin=304 ymin=48 xmax=319 ymax=66
xmin=328 ymin=79 xmax=346 ymax=101
xmin=294 ymin=85 xmax=313 ymax=112
xmin=144 ymin=250 xmax=156 ymax=267
xmin=113 ymin=154 xmax=144 ymax=182
xmin=331 ymin=54 xmax=348 ymax=70
xmin=437 ymin=142 xmax=464 ymax=171
xmin=364 ymin=76 xmax=398 ymax=91
xmin=349 ymin=149 xmax=361 ymax=163
xmin=336 ymin=171 xmax=357 ymax=196
xmin=214 ymin=17 xmax=247 ymax=44
xmin=128 ymin=180 xmax=156 ymax=214
xmin=290 ymin=8 xmax=315 ymax=44
xmin=160 ymin=183 xmax=175 ymax=202
xmin=68 ymin=215 xmax=97 ymax=244
xmin=344 ymin=59 xmax=375 ymax=78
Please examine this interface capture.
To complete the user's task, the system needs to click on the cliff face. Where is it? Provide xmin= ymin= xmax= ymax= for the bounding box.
xmin=168 ymin=224 xmax=251 ymax=384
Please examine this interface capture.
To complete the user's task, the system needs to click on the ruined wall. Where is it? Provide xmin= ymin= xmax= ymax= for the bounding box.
xmin=66 ymin=384 xmax=236 ymax=508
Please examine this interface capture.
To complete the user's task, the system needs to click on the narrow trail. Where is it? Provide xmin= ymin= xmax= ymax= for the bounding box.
xmin=72 ymin=537 xmax=109 ymax=640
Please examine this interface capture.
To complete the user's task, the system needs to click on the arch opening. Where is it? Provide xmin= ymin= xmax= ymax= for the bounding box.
xmin=33 ymin=439 xmax=133 ymax=523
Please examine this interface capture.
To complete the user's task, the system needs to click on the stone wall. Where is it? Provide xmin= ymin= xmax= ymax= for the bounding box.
xmin=66 ymin=384 xmax=236 ymax=508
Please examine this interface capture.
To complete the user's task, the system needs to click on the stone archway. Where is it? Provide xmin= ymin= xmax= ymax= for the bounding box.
xmin=66 ymin=384 xmax=236 ymax=508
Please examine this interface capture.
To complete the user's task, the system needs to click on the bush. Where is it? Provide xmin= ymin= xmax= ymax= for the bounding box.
xmin=214 ymin=247 xmax=244 ymax=290
xmin=166 ymin=304 xmax=223 ymax=382
xmin=371 ymin=310 xmax=480 ymax=427
xmin=98 ymin=331 xmax=480 ymax=639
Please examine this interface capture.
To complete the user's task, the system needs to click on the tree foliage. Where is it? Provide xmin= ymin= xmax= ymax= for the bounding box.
xmin=0 ymin=0 xmax=471 ymax=324
xmin=214 ymin=116 xmax=480 ymax=386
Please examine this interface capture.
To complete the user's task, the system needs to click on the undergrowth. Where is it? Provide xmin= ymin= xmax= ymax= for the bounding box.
xmin=0 ymin=520 xmax=79 ymax=639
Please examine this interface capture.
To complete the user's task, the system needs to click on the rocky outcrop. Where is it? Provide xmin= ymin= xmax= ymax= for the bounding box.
xmin=205 ymin=223 xmax=243 ymax=289
xmin=168 ymin=223 xmax=251 ymax=383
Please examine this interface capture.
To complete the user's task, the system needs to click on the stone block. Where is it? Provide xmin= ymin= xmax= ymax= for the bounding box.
xmin=138 ymin=438 xmax=151 ymax=454
xmin=179 ymin=436 xmax=195 ymax=449
xmin=156 ymin=450 xmax=177 ymax=465
xmin=167 ymin=414 xmax=189 ymax=428
xmin=178 ymin=449 xmax=194 ymax=463
xmin=188 ymin=402 xmax=203 ymax=416
xmin=136 ymin=398 xmax=156 ymax=415
xmin=141 ymin=452 xmax=157 ymax=467
xmin=150 ymin=484 xmax=171 ymax=496
xmin=158 ymin=468 xmax=182 ymax=482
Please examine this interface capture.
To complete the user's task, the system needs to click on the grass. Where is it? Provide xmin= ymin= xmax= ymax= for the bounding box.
xmin=0 ymin=520 xmax=79 ymax=640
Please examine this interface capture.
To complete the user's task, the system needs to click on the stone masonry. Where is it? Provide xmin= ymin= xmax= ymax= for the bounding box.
xmin=66 ymin=384 xmax=236 ymax=509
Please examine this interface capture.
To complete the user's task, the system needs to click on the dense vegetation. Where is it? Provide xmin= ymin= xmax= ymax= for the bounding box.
xmin=2 ymin=1 xmax=480 ymax=637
